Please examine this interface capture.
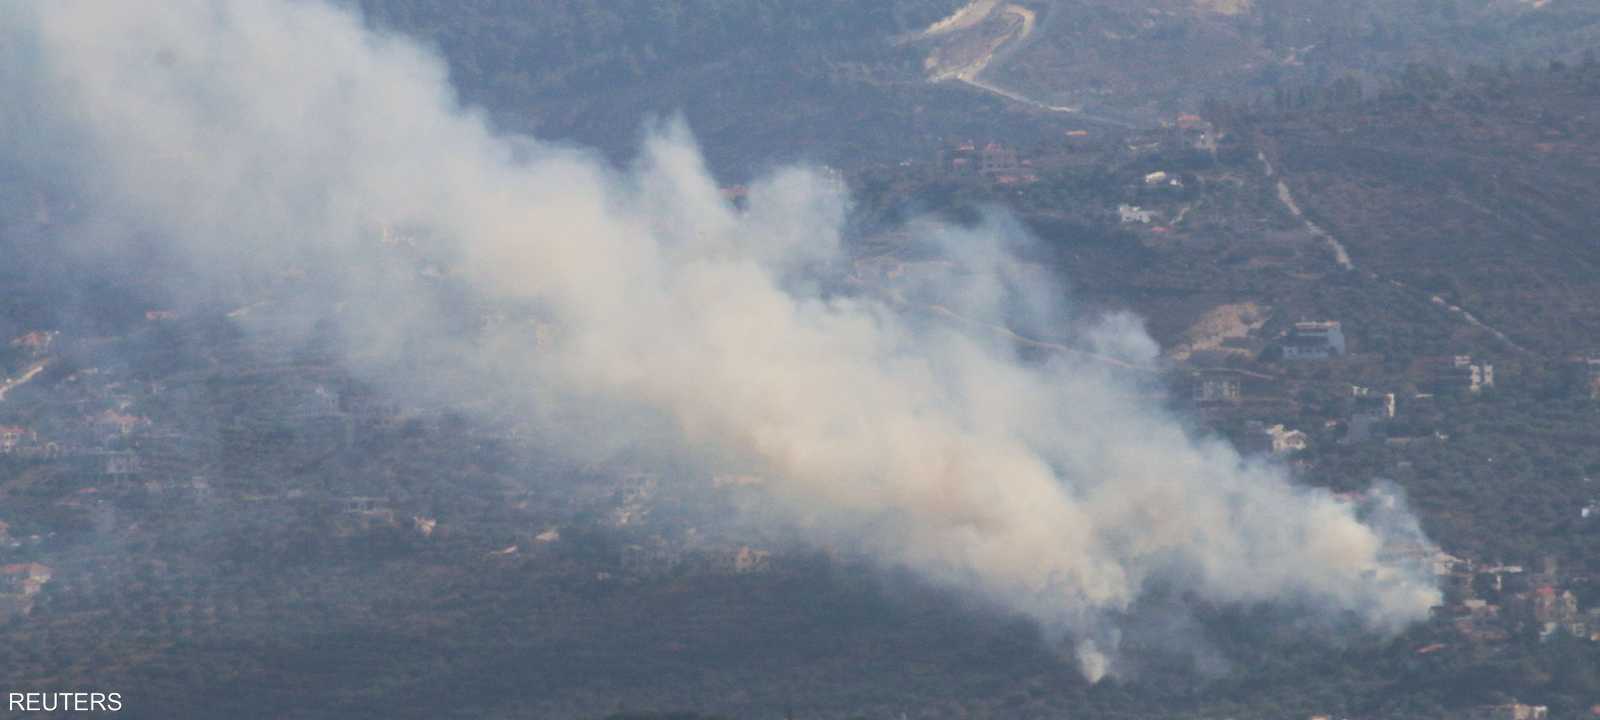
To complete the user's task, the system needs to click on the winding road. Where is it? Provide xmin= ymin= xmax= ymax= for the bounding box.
xmin=919 ymin=1 xmax=1135 ymax=128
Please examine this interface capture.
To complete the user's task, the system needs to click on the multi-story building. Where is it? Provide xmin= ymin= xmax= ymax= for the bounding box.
xmin=1427 ymin=355 xmax=1495 ymax=393
xmin=1193 ymin=375 xmax=1242 ymax=404
xmin=1245 ymin=421 xmax=1308 ymax=455
xmin=1281 ymin=321 xmax=1346 ymax=360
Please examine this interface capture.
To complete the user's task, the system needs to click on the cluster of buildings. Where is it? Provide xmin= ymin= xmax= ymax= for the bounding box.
xmin=1192 ymin=373 xmax=1242 ymax=404
xmin=0 ymin=425 xmax=46 ymax=455
xmin=1 ymin=329 xmax=171 ymax=468
xmin=936 ymin=141 xmax=1035 ymax=184
xmin=1422 ymin=355 xmax=1496 ymax=394
xmin=1271 ymin=322 xmax=1492 ymax=396
xmin=617 ymin=537 xmax=775 ymax=580
xmin=922 ymin=114 xmax=1219 ymax=236
xmin=1173 ymin=306 xmax=1585 ymax=467
xmin=0 ymin=409 xmax=154 ymax=475
xmin=1118 ymin=174 xmax=1194 ymax=228
xmin=1227 ymin=321 xmax=1600 ymax=566
xmin=1436 ymin=557 xmax=1600 ymax=645
xmin=1514 ymin=585 xmax=1591 ymax=641
xmin=1174 ymin=311 xmax=1583 ymax=484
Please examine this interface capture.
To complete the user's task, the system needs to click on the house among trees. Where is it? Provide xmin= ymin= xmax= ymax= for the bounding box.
xmin=1280 ymin=321 xmax=1346 ymax=360
xmin=978 ymin=142 xmax=1019 ymax=176
xmin=1378 ymin=544 xmax=1469 ymax=581
xmin=0 ymin=563 xmax=52 ymax=619
xmin=108 ymin=452 xmax=142 ymax=476
xmin=1174 ymin=113 xmax=1218 ymax=155
xmin=1192 ymin=374 xmax=1241 ymax=404
xmin=1566 ymin=354 xmax=1600 ymax=400
xmin=337 ymin=496 xmax=397 ymax=534
xmin=1505 ymin=585 xmax=1599 ymax=642
xmin=91 ymin=409 xmax=148 ymax=440
xmin=1246 ymin=421 xmax=1308 ymax=455
xmin=1351 ymin=386 xmax=1397 ymax=418
xmin=343 ymin=496 xmax=393 ymax=519
xmin=1477 ymin=563 xmax=1526 ymax=594
xmin=1347 ymin=386 xmax=1396 ymax=442
xmin=1119 ymin=204 xmax=1155 ymax=224
xmin=0 ymin=425 xmax=37 ymax=453
xmin=939 ymin=141 xmax=979 ymax=175
xmin=1425 ymin=355 xmax=1495 ymax=394
xmin=938 ymin=141 xmax=1028 ymax=181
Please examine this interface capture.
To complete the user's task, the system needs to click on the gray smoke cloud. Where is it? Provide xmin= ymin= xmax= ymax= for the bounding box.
xmin=0 ymin=0 xmax=1440 ymax=680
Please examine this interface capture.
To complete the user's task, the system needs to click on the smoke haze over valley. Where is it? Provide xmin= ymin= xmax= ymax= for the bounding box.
xmin=3 ymin=1 xmax=1599 ymax=717
xmin=0 ymin=0 xmax=1445 ymax=683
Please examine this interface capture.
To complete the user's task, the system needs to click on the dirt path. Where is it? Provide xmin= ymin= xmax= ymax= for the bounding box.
xmin=1416 ymin=286 xmax=1532 ymax=355
xmin=920 ymin=0 xmax=1004 ymax=38
xmin=923 ymin=2 xmax=1031 ymax=85
xmin=921 ymin=2 xmax=1135 ymax=127
xmin=1260 ymin=151 xmax=1353 ymax=270
xmin=1260 ymin=151 xmax=1534 ymax=355
xmin=0 ymin=361 xmax=48 ymax=402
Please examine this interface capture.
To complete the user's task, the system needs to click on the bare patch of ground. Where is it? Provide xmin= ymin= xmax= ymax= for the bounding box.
xmin=1168 ymin=301 xmax=1267 ymax=361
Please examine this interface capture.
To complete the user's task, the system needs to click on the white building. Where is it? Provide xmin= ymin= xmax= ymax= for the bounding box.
xmin=1119 ymin=204 xmax=1155 ymax=224
xmin=1248 ymin=421 xmax=1308 ymax=455
xmin=1266 ymin=424 xmax=1308 ymax=454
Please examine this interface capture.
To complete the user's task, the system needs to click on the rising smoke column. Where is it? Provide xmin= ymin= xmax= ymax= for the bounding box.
xmin=0 ymin=0 xmax=1440 ymax=680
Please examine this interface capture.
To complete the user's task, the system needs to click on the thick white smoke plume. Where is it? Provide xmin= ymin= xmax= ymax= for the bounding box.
xmin=1 ymin=1 xmax=1440 ymax=680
